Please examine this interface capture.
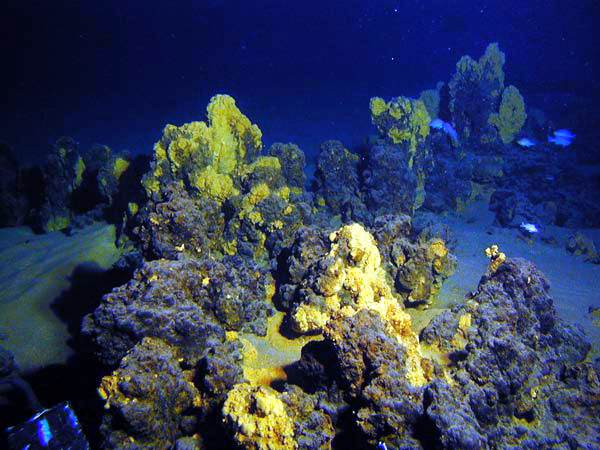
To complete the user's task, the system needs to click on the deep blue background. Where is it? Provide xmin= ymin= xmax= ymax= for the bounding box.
xmin=3 ymin=0 xmax=599 ymax=166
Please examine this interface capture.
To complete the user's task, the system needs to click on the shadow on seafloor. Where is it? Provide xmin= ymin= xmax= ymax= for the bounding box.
xmin=0 ymin=257 xmax=135 ymax=448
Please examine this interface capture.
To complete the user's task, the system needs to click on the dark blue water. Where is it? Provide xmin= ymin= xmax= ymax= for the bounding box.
xmin=4 ymin=0 xmax=599 ymax=166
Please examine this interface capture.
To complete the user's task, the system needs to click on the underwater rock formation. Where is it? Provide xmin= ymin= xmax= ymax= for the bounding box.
xmin=97 ymin=337 xmax=204 ymax=449
xmin=134 ymin=182 xmax=226 ymax=261
xmin=224 ymin=173 xmax=309 ymax=263
xmin=71 ymin=144 xmax=149 ymax=238
xmin=401 ymin=42 xmax=600 ymax=229
xmin=287 ymin=255 xmax=599 ymax=449
xmin=28 ymin=137 xmax=145 ymax=235
xmin=223 ymin=382 xmax=296 ymax=449
xmin=366 ymin=96 xmax=436 ymax=214
xmin=422 ymin=156 xmax=473 ymax=213
xmin=566 ymin=231 xmax=600 ymax=264
xmin=222 ymin=382 xmax=335 ymax=449
xmin=448 ymin=42 xmax=508 ymax=146
xmin=137 ymin=95 xmax=311 ymax=266
xmin=141 ymin=94 xmax=263 ymax=204
xmin=372 ymin=215 xmax=457 ymax=306
xmin=313 ymin=140 xmax=367 ymax=223
xmin=80 ymin=93 xmax=598 ymax=449
xmin=97 ymin=336 xmax=242 ymax=449
xmin=0 ymin=143 xmax=29 ymax=227
xmin=325 ymin=309 xmax=432 ymax=448
xmin=82 ymin=255 xmax=275 ymax=367
xmin=37 ymin=137 xmax=86 ymax=232
xmin=361 ymin=141 xmax=419 ymax=217
xmin=488 ymin=146 xmax=600 ymax=228
xmin=488 ymin=84 xmax=527 ymax=144
xmin=278 ymin=222 xmax=453 ymax=389
xmin=367 ymin=97 xmax=432 ymax=213
xmin=268 ymin=142 xmax=307 ymax=189
xmin=369 ymin=96 xmax=431 ymax=169
xmin=75 ymin=144 xmax=128 ymax=208
xmin=414 ymin=42 xmax=526 ymax=150
xmin=420 ymin=257 xmax=598 ymax=448
xmin=418 ymin=84 xmax=442 ymax=120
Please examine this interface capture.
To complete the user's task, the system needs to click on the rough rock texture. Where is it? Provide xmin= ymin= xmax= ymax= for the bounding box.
xmin=420 ymin=257 xmax=599 ymax=448
xmin=0 ymin=143 xmax=29 ymax=226
xmin=277 ymin=219 xmax=456 ymax=330
xmin=566 ymin=231 xmax=600 ymax=263
xmin=135 ymin=95 xmax=313 ymax=267
xmin=72 ymin=145 xmax=149 ymax=235
xmin=224 ymin=176 xmax=309 ymax=263
xmin=369 ymin=96 xmax=431 ymax=171
xmin=278 ymin=223 xmax=433 ymax=400
xmin=97 ymin=337 xmax=242 ymax=449
xmin=292 ymin=309 xmax=434 ymax=449
xmin=83 ymin=256 xmax=275 ymax=366
xmin=413 ymin=42 xmax=600 ymax=227
xmin=268 ymin=142 xmax=307 ymax=189
xmin=448 ymin=42 xmax=506 ymax=147
xmin=222 ymin=382 xmax=296 ymax=449
xmin=361 ymin=142 xmax=419 ymax=217
xmin=34 ymin=138 xmax=144 ymax=233
xmin=486 ymin=145 xmax=600 ymax=228
xmin=134 ymin=182 xmax=226 ymax=261
xmin=222 ymin=382 xmax=335 ymax=450
xmin=371 ymin=215 xmax=457 ymax=305
xmin=97 ymin=337 xmax=202 ymax=449
xmin=279 ymin=384 xmax=336 ymax=449
xmin=488 ymin=84 xmax=526 ymax=144
xmin=313 ymin=140 xmax=368 ymax=223
xmin=74 ymin=144 xmax=121 ymax=209
xmin=79 ymin=87 xmax=599 ymax=449
xmin=285 ymin=256 xmax=598 ymax=449
xmin=141 ymin=94 xmax=263 ymax=203
xmin=422 ymin=156 xmax=472 ymax=213
xmin=274 ymin=227 xmax=331 ymax=310
xmin=37 ymin=137 xmax=85 ymax=232
xmin=329 ymin=310 xmax=428 ymax=447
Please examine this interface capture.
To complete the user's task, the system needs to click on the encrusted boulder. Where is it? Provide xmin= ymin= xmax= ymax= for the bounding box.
xmin=83 ymin=256 xmax=275 ymax=366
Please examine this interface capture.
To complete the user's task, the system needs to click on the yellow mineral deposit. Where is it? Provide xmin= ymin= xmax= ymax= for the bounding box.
xmin=485 ymin=244 xmax=506 ymax=274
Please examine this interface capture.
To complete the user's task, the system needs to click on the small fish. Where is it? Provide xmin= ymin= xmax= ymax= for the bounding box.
xmin=516 ymin=138 xmax=535 ymax=147
xmin=430 ymin=118 xmax=445 ymax=129
xmin=520 ymin=222 xmax=540 ymax=234
xmin=442 ymin=122 xmax=458 ymax=140
xmin=36 ymin=418 xmax=53 ymax=446
xmin=430 ymin=118 xmax=457 ymax=140
xmin=553 ymin=129 xmax=575 ymax=140
xmin=547 ymin=135 xmax=571 ymax=147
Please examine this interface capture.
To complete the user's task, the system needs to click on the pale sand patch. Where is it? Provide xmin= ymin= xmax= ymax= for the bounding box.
xmin=0 ymin=224 xmax=122 ymax=372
